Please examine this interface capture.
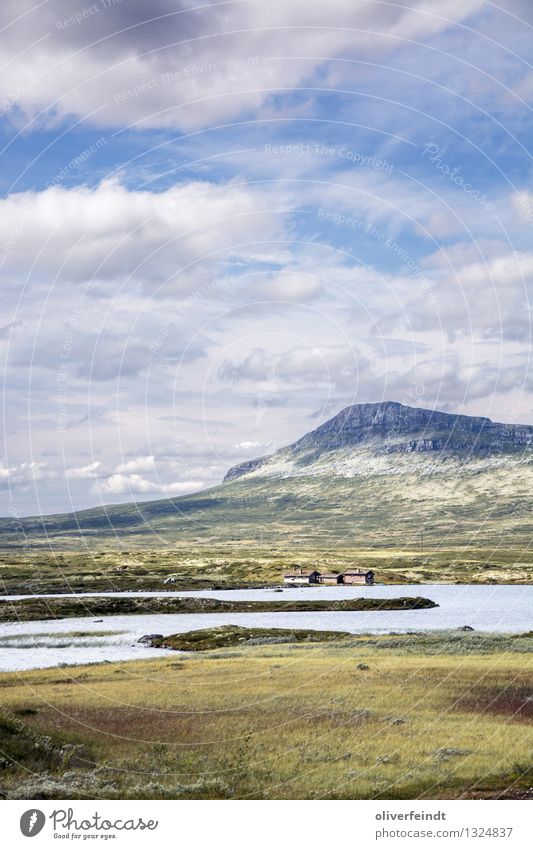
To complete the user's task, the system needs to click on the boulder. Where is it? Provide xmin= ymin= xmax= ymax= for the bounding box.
xmin=137 ymin=634 xmax=163 ymax=644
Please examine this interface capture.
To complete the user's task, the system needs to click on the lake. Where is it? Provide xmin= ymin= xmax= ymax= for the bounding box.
xmin=0 ymin=583 xmax=531 ymax=671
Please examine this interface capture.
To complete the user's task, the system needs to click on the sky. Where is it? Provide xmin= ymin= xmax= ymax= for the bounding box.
xmin=1 ymin=0 xmax=532 ymax=515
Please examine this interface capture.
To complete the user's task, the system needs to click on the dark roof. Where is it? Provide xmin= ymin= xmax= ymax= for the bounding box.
xmin=343 ymin=570 xmax=373 ymax=576
xmin=284 ymin=571 xmax=317 ymax=578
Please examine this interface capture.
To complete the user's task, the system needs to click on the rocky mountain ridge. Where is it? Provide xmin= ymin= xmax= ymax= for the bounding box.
xmin=224 ymin=401 xmax=533 ymax=481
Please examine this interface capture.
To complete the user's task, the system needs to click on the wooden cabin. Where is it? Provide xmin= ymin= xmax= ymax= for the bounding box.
xmin=342 ymin=570 xmax=375 ymax=585
xmin=317 ymin=572 xmax=344 ymax=585
xmin=283 ymin=569 xmax=375 ymax=586
xmin=283 ymin=570 xmax=320 ymax=585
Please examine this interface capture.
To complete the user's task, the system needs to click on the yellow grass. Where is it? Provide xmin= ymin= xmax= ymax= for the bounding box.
xmin=0 ymin=637 xmax=532 ymax=799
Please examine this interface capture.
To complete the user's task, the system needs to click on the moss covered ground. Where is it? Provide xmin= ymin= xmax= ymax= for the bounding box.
xmin=0 ymin=630 xmax=531 ymax=800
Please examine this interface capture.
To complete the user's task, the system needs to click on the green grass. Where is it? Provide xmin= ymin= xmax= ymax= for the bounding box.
xmin=151 ymin=625 xmax=352 ymax=650
xmin=0 ymin=546 xmax=532 ymax=597
xmin=1 ymin=454 xmax=533 ymax=553
xmin=0 ymin=631 xmax=531 ymax=800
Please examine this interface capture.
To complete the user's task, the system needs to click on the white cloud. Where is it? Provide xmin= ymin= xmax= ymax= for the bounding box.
xmin=219 ymin=344 xmax=369 ymax=388
xmin=97 ymin=473 xmax=202 ymax=495
xmin=65 ymin=461 xmax=101 ymax=479
xmin=374 ymin=248 xmax=533 ymax=342
xmin=160 ymin=480 xmax=205 ymax=495
xmin=0 ymin=0 xmax=483 ymax=131
xmin=249 ymin=272 xmax=323 ymax=303
xmin=116 ymin=456 xmax=155 ymax=474
xmin=0 ymin=178 xmax=278 ymax=295
xmin=0 ymin=461 xmax=50 ymax=491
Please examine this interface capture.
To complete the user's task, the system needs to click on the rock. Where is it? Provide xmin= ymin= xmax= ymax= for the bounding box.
xmin=433 ymin=747 xmax=471 ymax=760
xmin=224 ymin=456 xmax=269 ymax=481
xmin=137 ymin=634 xmax=163 ymax=645
xmin=376 ymin=753 xmax=400 ymax=765
xmin=390 ymin=718 xmax=406 ymax=725
xmin=457 ymin=625 xmax=475 ymax=631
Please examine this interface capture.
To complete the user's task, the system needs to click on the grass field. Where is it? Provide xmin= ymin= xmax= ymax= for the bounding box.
xmin=2 ymin=457 xmax=533 ymax=553
xmin=0 ymin=631 xmax=531 ymax=800
xmin=1 ymin=546 xmax=533 ymax=596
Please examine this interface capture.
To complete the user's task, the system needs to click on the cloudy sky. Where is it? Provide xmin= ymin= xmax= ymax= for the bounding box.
xmin=1 ymin=0 xmax=532 ymax=515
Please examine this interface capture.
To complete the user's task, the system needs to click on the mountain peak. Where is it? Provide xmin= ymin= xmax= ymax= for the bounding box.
xmin=224 ymin=402 xmax=533 ymax=481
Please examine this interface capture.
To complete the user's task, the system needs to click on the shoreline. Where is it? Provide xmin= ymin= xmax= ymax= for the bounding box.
xmin=0 ymin=594 xmax=438 ymax=623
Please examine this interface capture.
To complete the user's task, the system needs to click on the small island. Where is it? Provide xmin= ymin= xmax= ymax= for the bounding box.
xmin=0 ymin=594 xmax=438 ymax=622
xmin=145 ymin=625 xmax=353 ymax=651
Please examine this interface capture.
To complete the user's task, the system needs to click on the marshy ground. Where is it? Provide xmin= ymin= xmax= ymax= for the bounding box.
xmin=0 ymin=630 xmax=531 ymax=800
xmin=1 ymin=546 xmax=533 ymax=595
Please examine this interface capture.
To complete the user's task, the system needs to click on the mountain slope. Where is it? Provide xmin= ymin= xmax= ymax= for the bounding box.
xmin=224 ymin=401 xmax=533 ymax=481
xmin=1 ymin=402 xmax=533 ymax=549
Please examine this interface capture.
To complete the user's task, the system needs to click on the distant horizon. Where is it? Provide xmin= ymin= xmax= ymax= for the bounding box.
xmin=4 ymin=397 xmax=533 ymax=520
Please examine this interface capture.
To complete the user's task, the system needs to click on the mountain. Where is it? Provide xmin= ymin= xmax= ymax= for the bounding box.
xmin=224 ymin=401 xmax=533 ymax=481
xmin=2 ymin=402 xmax=533 ymax=549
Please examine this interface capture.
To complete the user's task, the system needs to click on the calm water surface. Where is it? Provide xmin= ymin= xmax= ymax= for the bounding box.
xmin=0 ymin=584 xmax=531 ymax=671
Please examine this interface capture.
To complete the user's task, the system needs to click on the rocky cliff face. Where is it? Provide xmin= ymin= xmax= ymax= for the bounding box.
xmin=223 ymin=456 xmax=269 ymax=482
xmin=224 ymin=402 xmax=533 ymax=481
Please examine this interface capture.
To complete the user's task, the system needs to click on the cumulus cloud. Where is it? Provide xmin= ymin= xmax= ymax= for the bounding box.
xmin=0 ymin=0 xmax=483 ymax=131
xmin=97 ymin=473 xmax=202 ymax=495
xmin=0 ymin=178 xmax=278 ymax=295
xmin=1 ymin=0 xmax=532 ymax=518
xmin=219 ymin=344 xmax=369 ymax=389
xmin=116 ymin=455 xmax=156 ymax=474
xmin=235 ymin=440 xmax=272 ymax=450
xmin=65 ymin=461 xmax=101 ymax=479
xmin=375 ymin=250 xmax=533 ymax=342
xmin=0 ymin=461 xmax=50 ymax=491
xmin=247 ymin=272 xmax=323 ymax=302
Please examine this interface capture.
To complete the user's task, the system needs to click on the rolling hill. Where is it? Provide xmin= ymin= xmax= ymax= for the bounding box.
xmin=2 ymin=401 xmax=533 ymax=550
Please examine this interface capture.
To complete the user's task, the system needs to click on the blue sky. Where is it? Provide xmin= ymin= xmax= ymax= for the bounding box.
xmin=1 ymin=0 xmax=532 ymax=514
